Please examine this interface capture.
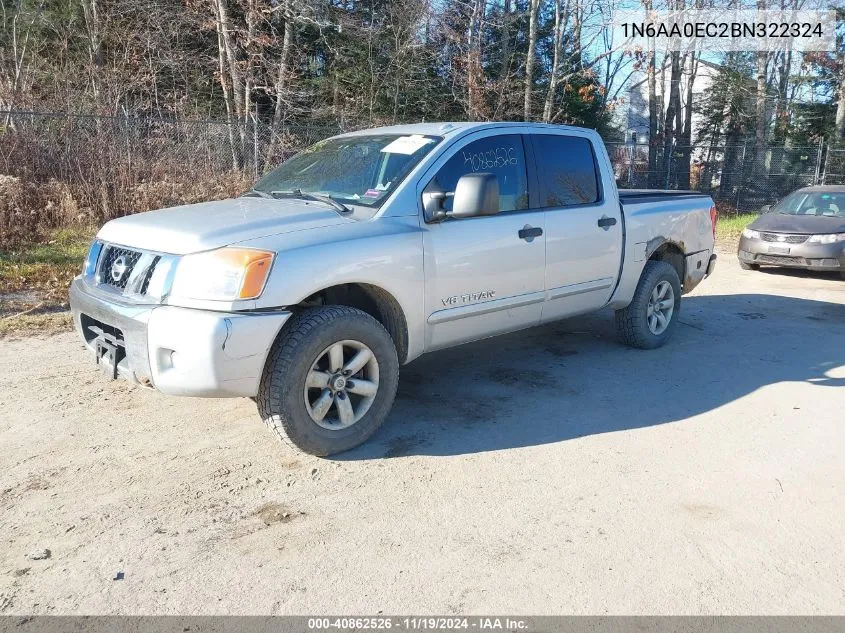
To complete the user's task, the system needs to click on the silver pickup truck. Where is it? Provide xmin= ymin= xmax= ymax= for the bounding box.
xmin=70 ymin=122 xmax=717 ymax=455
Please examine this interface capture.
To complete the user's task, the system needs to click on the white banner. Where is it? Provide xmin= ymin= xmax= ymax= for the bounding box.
xmin=612 ymin=9 xmax=837 ymax=52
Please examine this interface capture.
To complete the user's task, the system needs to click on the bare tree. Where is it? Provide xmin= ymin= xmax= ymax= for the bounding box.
xmin=662 ymin=49 xmax=681 ymax=187
xmin=523 ymin=0 xmax=540 ymax=121
xmin=271 ymin=0 xmax=295 ymax=131
xmin=643 ymin=0 xmax=659 ymax=186
xmin=836 ymin=62 xmax=845 ymax=142
xmin=542 ymin=0 xmax=570 ymax=122
xmin=677 ymin=50 xmax=698 ymax=188
xmin=211 ymin=0 xmax=240 ymax=167
xmin=753 ymin=0 xmax=768 ymax=174
xmin=0 ymin=0 xmax=41 ymax=126
xmin=498 ymin=0 xmax=514 ymax=85
xmin=594 ymin=0 xmax=635 ymax=122
xmin=80 ymin=0 xmax=104 ymax=105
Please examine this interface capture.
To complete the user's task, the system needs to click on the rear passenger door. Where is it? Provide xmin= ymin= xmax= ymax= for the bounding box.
xmin=528 ymin=132 xmax=623 ymax=322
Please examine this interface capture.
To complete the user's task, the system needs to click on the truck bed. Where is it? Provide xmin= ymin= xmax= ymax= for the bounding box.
xmin=618 ymin=189 xmax=712 ymax=205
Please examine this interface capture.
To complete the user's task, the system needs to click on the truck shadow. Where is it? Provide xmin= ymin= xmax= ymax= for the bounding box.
xmin=753 ymin=267 xmax=841 ymax=282
xmin=339 ymin=293 xmax=845 ymax=459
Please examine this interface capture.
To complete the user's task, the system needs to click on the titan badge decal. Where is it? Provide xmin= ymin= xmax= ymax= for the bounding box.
xmin=441 ymin=290 xmax=496 ymax=307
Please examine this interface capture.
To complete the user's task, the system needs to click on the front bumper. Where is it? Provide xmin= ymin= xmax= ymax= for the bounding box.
xmin=737 ymin=236 xmax=844 ymax=271
xmin=69 ymin=277 xmax=291 ymax=397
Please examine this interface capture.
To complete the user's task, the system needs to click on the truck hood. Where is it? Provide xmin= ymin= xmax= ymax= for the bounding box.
xmin=750 ymin=212 xmax=845 ymax=235
xmin=96 ymin=197 xmax=355 ymax=255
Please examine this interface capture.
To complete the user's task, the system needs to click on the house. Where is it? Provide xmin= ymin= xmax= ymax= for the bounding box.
xmin=618 ymin=56 xmax=723 ymax=147
xmin=611 ymin=57 xmax=724 ymax=187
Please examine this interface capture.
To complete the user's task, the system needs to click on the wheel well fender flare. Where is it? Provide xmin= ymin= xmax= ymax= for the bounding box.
xmin=286 ymin=282 xmax=410 ymax=364
xmin=645 ymin=239 xmax=686 ymax=288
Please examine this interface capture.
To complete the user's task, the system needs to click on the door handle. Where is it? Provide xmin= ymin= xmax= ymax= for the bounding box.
xmin=597 ymin=216 xmax=617 ymax=229
xmin=518 ymin=225 xmax=543 ymax=242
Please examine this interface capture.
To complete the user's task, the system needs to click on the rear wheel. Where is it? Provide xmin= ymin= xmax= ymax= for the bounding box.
xmin=615 ymin=260 xmax=682 ymax=350
xmin=739 ymin=261 xmax=759 ymax=271
xmin=257 ymin=306 xmax=399 ymax=456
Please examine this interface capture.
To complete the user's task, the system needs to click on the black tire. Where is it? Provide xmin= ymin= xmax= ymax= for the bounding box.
xmin=615 ymin=260 xmax=682 ymax=350
xmin=739 ymin=261 xmax=759 ymax=271
xmin=257 ymin=306 xmax=399 ymax=456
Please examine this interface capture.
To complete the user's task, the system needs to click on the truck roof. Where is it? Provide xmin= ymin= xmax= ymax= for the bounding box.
xmin=338 ymin=121 xmax=598 ymax=139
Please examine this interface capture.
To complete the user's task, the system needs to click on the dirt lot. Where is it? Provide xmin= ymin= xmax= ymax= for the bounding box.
xmin=1 ymin=250 xmax=844 ymax=615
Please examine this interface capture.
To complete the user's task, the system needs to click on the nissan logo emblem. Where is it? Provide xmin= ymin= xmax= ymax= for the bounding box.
xmin=110 ymin=256 xmax=128 ymax=282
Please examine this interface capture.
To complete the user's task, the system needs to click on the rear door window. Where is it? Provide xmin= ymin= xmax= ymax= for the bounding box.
xmin=532 ymin=135 xmax=600 ymax=207
xmin=431 ymin=134 xmax=529 ymax=213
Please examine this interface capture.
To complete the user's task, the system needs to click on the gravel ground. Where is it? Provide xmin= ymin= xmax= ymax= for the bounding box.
xmin=1 ymin=251 xmax=843 ymax=615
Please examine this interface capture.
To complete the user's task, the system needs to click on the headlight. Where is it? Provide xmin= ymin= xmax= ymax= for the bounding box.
xmin=170 ymin=247 xmax=274 ymax=301
xmin=82 ymin=240 xmax=103 ymax=277
xmin=806 ymin=233 xmax=845 ymax=244
xmin=742 ymin=228 xmax=761 ymax=239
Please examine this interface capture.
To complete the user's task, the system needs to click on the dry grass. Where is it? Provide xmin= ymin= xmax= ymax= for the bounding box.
xmin=0 ymin=163 xmax=251 ymax=338
xmin=0 ymin=121 xmax=256 ymax=336
xmin=0 ymin=170 xmax=251 ymax=250
xmin=1 ymin=117 xmax=267 ymax=250
xmin=0 ymin=175 xmax=83 ymax=248
xmin=0 ymin=227 xmax=94 ymax=338
xmin=0 ymin=310 xmax=73 ymax=338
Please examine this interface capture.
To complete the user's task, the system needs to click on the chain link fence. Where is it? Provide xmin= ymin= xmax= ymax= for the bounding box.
xmin=821 ymin=148 xmax=845 ymax=186
xmin=0 ymin=109 xmax=345 ymax=182
xmin=0 ymin=110 xmax=347 ymax=245
xmin=0 ymin=109 xmax=841 ymax=246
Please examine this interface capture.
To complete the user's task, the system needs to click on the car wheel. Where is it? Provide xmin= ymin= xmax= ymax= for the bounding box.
xmin=257 ymin=306 xmax=399 ymax=456
xmin=615 ymin=260 xmax=682 ymax=350
xmin=739 ymin=261 xmax=759 ymax=271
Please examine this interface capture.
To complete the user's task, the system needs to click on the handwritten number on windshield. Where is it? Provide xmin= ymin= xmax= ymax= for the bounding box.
xmin=462 ymin=147 xmax=518 ymax=172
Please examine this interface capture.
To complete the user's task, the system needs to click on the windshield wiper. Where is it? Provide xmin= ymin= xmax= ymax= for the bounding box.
xmin=243 ymin=189 xmax=274 ymax=199
xmin=271 ymin=189 xmax=353 ymax=215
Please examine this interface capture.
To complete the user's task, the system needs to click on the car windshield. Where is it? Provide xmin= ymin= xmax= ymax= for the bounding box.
xmin=251 ymin=134 xmax=442 ymax=208
xmin=772 ymin=191 xmax=845 ymax=217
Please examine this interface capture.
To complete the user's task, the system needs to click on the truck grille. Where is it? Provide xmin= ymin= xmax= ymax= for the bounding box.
xmin=756 ymin=254 xmax=803 ymax=265
xmin=99 ymin=246 xmax=142 ymax=289
xmin=138 ymin=256 xmax=161 ymax=294
xmin=760 ymin=232 xmax=808 ymax=244
xmin=97 ymin=244 xmax=161 ymax=296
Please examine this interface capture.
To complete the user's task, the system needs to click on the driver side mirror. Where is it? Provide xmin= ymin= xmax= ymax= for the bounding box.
xmin=423 ymin=173 xmax=500 ymax=222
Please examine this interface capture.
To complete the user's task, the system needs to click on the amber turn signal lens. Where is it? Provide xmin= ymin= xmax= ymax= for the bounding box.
xmin=210 ymin=248 xmax=274 ymax=299
xmin=239 ymin=251 xmax=274 ymax=299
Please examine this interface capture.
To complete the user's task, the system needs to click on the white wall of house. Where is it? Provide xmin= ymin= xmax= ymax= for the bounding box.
xmin=615 ymin=57 xmax=720 ymax=148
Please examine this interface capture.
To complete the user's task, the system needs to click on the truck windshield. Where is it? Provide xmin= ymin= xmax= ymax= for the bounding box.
xmin=773 ymin=191 xmax=844 ymax=217
xmin=252 ymin=134 xmax=442 ymax=208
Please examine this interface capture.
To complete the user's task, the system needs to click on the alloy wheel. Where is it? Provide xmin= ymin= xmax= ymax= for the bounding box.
xmin=646 ymin=280 xmax=675 ymax=335
xmin=303 ymin=339 xmax=380 ymax=430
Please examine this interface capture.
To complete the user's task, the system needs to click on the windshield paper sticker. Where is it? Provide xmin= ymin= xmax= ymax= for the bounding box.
xmin=381 ymin=135 xmax=434 ymax=155
xmin=364 ymin=189 xmax=381 ymax=198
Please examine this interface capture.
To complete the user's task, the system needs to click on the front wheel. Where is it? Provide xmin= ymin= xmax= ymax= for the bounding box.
xmin=257 ymin=306 xmax=399 ymax=456
xmin=615 ymin=260 xmax=682 ymax=350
